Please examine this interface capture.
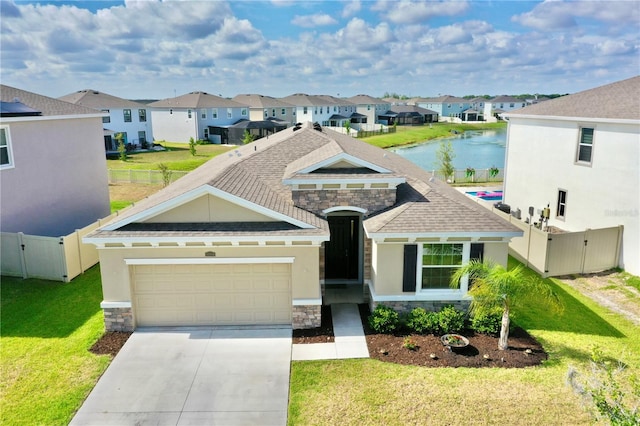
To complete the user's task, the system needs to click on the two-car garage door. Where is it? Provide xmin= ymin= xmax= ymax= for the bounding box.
xmin=131 ymin=261 xmax=292 ymax=327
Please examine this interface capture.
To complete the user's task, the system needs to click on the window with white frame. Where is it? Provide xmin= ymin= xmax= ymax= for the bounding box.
xmin=264 ymin=109 xmax=268 ymax=118
xmin=271 ymin=109 xmax=275 ymax=116
xmin=556 ymin=189 xmax=567 ymax=219
xmin=102 ymin=109 xmax=110 ymax=123
xmin=242 ymin=108 xmax=248 ymax=116
xmin=201 ymin=109 xmax=206 ymax=119
xmin=421 ymin=243 xmax=465 ymax=290
xmin=188 ymin=109 xmax=192 ymax=119
xmin=227 ymin=109 xmax=232 ymax=119
xmin=138 ymin=109 xmax=147 ymax=122
xmin=303 ymin=106 xmax=308 ymax=114
xmin=576 ymin=127 xmax=594 ymax=164
xmin=212 ymin=108 xmax=218 ymax=119
xmin=123 ymin=109 xmax=132 ymax=122
xmin=1 ymin=127 xmax=14 ymax=168
xmin=281 ymin=108 xmax=286 ymax=115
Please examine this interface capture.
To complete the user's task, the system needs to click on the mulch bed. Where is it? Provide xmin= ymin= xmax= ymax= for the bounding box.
xmin=292 ymin=305 xmax=335 ymax=344
xmin=89 ymin=304 xmax=547 ymax=368
xmin=357 ymin=304 xmax=547 ymax=368
xmin=89 ymin=331 xmax=132 ymax=356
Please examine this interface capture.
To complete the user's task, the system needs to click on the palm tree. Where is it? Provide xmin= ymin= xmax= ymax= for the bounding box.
xmin=451 ymin=259 xmax=560 ymax=350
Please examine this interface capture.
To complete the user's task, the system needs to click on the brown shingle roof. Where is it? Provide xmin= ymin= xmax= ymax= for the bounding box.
xmin=93 ymin=122 xmax=519 ymax=239
xmin=506 ymin=75 xmax=640 ymax=120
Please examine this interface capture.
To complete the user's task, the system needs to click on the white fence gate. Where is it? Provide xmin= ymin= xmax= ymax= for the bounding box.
xmin=1 ymin=212 xmax=119 ymax=282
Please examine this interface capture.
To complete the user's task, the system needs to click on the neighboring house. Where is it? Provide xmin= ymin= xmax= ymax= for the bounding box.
xmin=378 ymin=105 xmax=439 ymax=125
xmin=0 ymin=85 xmax=110 ymax=236
xmin=485 ymin=95 xmax=527 ymax=120
xmin=502 ymin=75 xmax=640 ymax=275
xmin=231 ymin=94 xmax=296 ymax=126
xmin=59 ymin=89 xmax=153 ymax=152
xmin=412 ymin=96 xmax=470 ymax=120
xmin=149 ymin=92 xmax=249 ymax=144
xmin=345 ymin=95 xmax=391 ymax=125
xmin=84 ymin=122 xmax=521 ymax=332
xmin=280 ymin=94 xmax=356 ymax=127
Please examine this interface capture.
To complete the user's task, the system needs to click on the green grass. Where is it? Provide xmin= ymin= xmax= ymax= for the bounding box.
xmin=1 ymin=267 xmax=110 ymax=425
xmin=362 ymin=122 xmax=506 ymax=149
xmin=107 ymin=142 xmax=234 ymax=172
xmin=110 ymin=200 xmax=133 ymax=212
xmin=288 ymin=257 xmax=640 ymax=425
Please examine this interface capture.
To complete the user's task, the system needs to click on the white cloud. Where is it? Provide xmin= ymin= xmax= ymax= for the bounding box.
xmin=512 ymin=0 xmax=639 ymax=31
xmin=341 ymin=0 xmax=361 ymax=18
xmin=375 ymin=0 xmax=470 ymax=25
xmin=291 ymin=13 xmax=338 ymax=28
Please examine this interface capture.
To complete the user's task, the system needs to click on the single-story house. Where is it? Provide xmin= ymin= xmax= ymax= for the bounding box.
xmin=85 ymin=122 xmax=522 ymax=332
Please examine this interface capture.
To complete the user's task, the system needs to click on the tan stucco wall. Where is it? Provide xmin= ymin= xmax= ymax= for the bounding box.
xmin=484 ymin=242 xmax=509 ymax=268
xmin=371 ymin=243 xmax=405 ymax=295
xmin=148 ymin=194 xmax=277 ymax=223
xmin=98 ymin=245 xmax=320 ymax=302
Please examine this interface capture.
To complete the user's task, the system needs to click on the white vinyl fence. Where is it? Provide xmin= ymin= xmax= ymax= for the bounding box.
xmin=488 ymin=206 xmax=623 ymax=277
xmin=1 ymin=212 xmax=119 ymax=282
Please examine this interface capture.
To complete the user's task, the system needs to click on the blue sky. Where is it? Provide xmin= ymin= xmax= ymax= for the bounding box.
xmin=1 ymin=0 xmax=638 ymax=100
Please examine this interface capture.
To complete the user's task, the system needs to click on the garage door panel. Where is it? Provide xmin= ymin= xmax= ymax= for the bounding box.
xmin=132 ymin=263 xmax=292 ymax=327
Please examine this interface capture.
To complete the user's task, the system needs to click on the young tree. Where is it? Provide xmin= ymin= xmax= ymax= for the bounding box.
xmin=116 ymin=133 xmax=127 ymax=162
xmin=189 ymin=137 xmax=196 ymax=156
xmin=242 ymin=130 xmax=255 ymax=145
xmin=343 ymin=120 xmax=351 ymax=136
xmin=157 ymin=163 xmax=172 ymax=187
xmin=436 ymin=140 xmax=455 ymax=182
xmin=450 ymin=260 xmax=560 ymax=350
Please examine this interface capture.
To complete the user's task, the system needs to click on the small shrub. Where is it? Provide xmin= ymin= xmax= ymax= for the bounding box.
xmin=403 ymin=337 xmax=418 ymax=351
xmin=368 ymin=305 xmax=399 ymax=334
xmin=406 ymin=307 xmax=439 ymax=334
xmin=437 ymin=305 xmax=466 ymax=334
xmin=470 ymin=308 xmax=503 ymax=335
xmin=189 ymin=137 xmax=197 ymax=156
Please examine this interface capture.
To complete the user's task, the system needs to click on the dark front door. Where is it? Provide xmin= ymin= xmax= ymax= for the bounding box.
xmin=325 ymin=215 xmax=360 ymax=281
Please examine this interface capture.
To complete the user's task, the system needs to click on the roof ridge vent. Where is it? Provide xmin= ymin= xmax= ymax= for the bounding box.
xmin=292 ymin=122 xmax=302 ymax=131
xmin=312 ymin=122 xmax=322 ymax=132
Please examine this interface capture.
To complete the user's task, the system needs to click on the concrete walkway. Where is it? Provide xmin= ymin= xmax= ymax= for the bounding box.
xmin=292 ymin=303 xmax=369 ymax=361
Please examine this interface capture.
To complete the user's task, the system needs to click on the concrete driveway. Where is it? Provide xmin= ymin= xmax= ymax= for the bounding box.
xmin=71 ymin=327 xmax=292 ymax=426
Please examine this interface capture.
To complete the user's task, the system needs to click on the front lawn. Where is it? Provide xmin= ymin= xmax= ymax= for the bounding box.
xmin=288 ymin=258 xmax=640 ymax=425
xmin=107 ymin=142 xmax=234 ymax=171
xmin=0 ymin=267 xmax=109 ymax=425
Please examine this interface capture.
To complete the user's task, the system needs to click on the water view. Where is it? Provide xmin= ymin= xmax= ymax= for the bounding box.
xmin=389 ymin=129 xmax=507 ymax=171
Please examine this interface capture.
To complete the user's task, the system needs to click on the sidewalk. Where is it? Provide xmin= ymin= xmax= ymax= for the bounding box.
xmin=291 ymin=303 xmax=369 ymax=361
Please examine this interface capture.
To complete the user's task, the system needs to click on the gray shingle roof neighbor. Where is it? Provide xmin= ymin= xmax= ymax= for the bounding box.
xmin=506 ymin=75 xmax=640 ymax=121
xmin=149 ymin=91 xmax=248 ymax=109
xmin=59 ymin=89 xmax=148 ymax=109
xmin=0 ymin=85 xmax=102 ymax=117
xmin=231 ymin=94 xmax=295 ymax=109
xmin=92 ymin=122 xmax=519 ymax=240
xmin=281 ymin=93 xmax=352 ymax=107
xmin=346 ymin=94 xmax=387 ymax=105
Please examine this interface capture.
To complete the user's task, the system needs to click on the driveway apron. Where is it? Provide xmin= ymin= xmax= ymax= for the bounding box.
xmin=71 ymin=327 xmax=292 ymax=426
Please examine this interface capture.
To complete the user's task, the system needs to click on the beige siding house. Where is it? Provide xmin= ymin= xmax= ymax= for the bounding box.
xmin=0 ymin=85 xmax=110 ymax=237
xmin=85 ymin=122 xmax=521 ymax=332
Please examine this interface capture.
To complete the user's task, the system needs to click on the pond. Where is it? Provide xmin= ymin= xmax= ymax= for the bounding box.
xmin=389 ymin=129 xmax=507 ymax=171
